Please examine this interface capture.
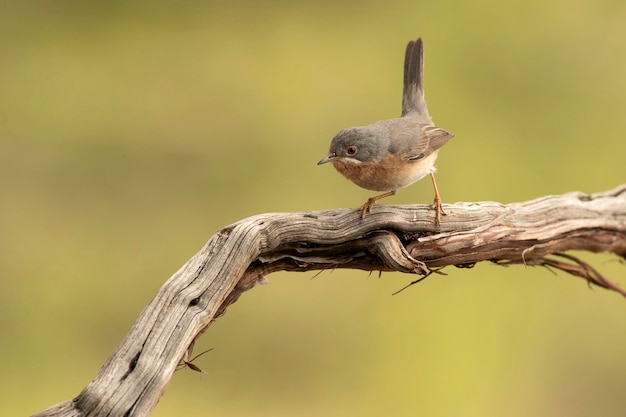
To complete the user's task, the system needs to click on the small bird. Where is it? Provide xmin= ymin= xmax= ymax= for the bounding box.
xmin=318 ymin=37 xmax=454 ymax=224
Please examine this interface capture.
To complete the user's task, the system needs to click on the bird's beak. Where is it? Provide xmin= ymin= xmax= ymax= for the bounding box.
xmin=317 ymin=153 xmax=336 ymax=165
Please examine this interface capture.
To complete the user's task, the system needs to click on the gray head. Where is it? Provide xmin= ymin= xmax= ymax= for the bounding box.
xmin=318 ymin=128 xmax=387 ymax=165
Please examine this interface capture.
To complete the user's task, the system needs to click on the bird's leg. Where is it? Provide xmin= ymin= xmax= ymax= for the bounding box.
xmin=360 ymin=190 xmax=396 ymax=219
xmin=429 ymin=173 xmax=447 ymax=225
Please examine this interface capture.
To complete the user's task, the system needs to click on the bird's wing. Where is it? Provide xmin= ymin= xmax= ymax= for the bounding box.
xmin=404 ymin=125 xmax=454 ymax=161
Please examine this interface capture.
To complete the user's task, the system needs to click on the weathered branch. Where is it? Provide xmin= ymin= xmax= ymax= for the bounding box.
xmin=33 ymin=184 xmax=626 ymax=417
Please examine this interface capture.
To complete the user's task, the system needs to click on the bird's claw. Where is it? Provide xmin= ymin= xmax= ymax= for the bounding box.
xmin=360 ymin=198 xmax=377 ymax=219
xmin=432 ymin=197 xmax=447 ymax=226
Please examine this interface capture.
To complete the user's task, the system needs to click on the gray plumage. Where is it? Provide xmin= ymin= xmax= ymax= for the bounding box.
xmin=318 ymin=37 xmax=454 ymax=222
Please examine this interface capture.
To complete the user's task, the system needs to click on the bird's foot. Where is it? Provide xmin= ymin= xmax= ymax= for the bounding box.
xmin=360 ymin=198 xmax=377 ymax=219
xmin=432 ymin=197 xmax=447 ymax=226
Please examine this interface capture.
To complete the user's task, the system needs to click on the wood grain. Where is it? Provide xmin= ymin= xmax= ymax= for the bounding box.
xmin=33 ymin=184 xmax=626 ymax=417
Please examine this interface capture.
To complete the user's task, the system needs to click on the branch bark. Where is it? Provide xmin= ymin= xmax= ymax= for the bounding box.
xmin=33 ymin=184 xmax=626 ymax=417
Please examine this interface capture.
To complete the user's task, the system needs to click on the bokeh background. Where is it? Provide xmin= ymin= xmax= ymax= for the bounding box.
xmin=2 ymin=1 xmax=625 ymax=416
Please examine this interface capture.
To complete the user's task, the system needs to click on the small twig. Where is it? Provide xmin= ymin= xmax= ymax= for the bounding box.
xmin=391 ymin=267 xmax=447 ymax=295
xmin=176 ymin=348 xmax=214 ymax=373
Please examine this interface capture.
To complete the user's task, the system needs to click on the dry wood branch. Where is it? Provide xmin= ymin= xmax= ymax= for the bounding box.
xmin=34 ymin=184 xmax=626 ymax=417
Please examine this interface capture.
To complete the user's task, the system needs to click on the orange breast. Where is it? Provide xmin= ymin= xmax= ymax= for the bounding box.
xmin=331 ymin=152 xmax=438 ymax=192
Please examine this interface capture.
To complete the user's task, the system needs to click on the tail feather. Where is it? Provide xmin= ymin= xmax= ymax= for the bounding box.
xmin=402 ymin=38 xmax=432 ymax=123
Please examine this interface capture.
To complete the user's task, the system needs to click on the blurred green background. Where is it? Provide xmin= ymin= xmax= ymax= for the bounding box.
xmin=2 ymin=1 xmax=625 ymax=416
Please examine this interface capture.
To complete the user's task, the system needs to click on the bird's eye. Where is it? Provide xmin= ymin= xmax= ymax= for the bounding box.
xmin=346 ymin=145 xmax=358 ymax=156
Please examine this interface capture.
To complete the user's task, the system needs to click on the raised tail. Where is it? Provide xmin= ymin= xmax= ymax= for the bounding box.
xmin=402 ymin=38 xmax=432 ymax=123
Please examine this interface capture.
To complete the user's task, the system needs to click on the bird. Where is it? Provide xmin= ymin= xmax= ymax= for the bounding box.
xmin=318 ymin=37 xmax=454 ymax=224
